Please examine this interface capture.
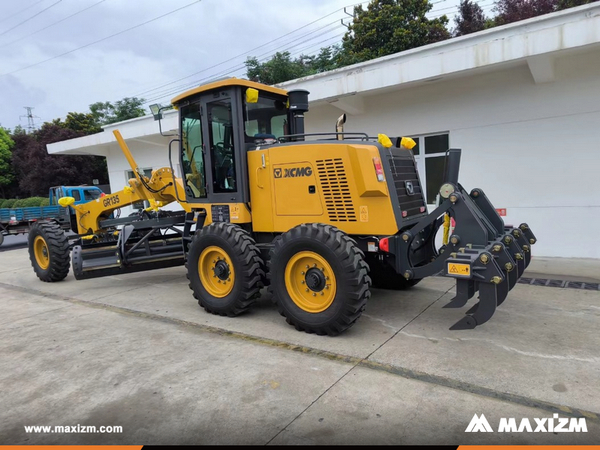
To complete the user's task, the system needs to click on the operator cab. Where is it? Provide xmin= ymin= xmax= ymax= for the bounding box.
xmin=171 ymin=78 xmax=295 ymax=205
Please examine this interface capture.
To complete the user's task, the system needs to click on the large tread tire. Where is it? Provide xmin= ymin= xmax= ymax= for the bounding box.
xmin=367 ymin=258 xmax=422 ymax=290
xmin=187 ymin=222 xmax=264 ymax=316
xmin=0 ymin=232 xmax=4 ymax=247
xmin=268 ymin=223 xmax=371 ymax=336
xmin=28 ymin=221 xmax=70 ymax=282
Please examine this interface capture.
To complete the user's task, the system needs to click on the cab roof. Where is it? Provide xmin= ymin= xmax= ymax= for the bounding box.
xmin=171 ymin=78 xmax=288 ymax=105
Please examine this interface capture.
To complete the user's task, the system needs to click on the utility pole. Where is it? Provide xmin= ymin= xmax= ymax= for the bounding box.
xmin=20 ymin=106 xmax=40 ymax=133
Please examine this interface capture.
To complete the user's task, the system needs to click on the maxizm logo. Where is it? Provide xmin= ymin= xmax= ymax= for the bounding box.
xmin=273 ymin=167 xmax=312 ymax=178
xmin=465 ymin=414 xmax=587 ymax=433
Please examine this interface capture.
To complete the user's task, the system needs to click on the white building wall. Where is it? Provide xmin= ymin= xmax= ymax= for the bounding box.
xmin=105 ymin=139 xmax=184 ymax=216
xmin=304 ymin=50 xmax=600 ymax=258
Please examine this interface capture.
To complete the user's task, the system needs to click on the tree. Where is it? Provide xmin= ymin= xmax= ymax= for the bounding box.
xmin=303 ymin=45 xmax=342 ymax=74
xmin=246 ymin=52 xmax=310 ymax=85
xmin=454 ymin=0 xmax=487 ymax=36
xmin=0 ymin=128 xmax=15 ymax=198
xmin=10 ymin=123 xmax=109 ymax=197
xmin=337 ymin=0 xmax=451 ymax=67
xmin=63 ymin=112 xmax=102 ymax=134
xmin=493 ymin=0 xmax=557 ymax=25
xmin=556 ymin=0 xmax=593 ymax=9
xmin=89 ymin=97 xmax=146 ymax=127
xmin=245 ymin=46 xmax=342 ymax=85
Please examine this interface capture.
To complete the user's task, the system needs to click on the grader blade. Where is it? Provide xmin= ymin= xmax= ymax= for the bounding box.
xmin=72 ymin=213 xmax=187 ymax=280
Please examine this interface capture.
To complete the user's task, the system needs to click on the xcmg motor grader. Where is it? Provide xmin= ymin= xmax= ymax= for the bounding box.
xmin=28 ymin=78 xmax=536 ymax=334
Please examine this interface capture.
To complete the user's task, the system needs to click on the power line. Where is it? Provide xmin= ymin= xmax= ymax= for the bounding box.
xmin=129 ymin=1 xmax=369 ymax=99
xmin=142 ymin=31 xmax=346 ymax=106
xmin=0 ymin=0 xmax=47 ymax=25
xmin=137 ymin=20 xmax=347 ymax=103
xmin=0 ymin=0 xmax=202 ymax=77
xmin=143 ymin=1 xmax=496 ymax=105
xmin=0 ymin=0 xmax=62 ymax=38
xmin=132 ymin=18 xmax=343 ymax=98
xmin=0 ymin=0 xmax=107 ymax=49
xmin=141 ymin=26 xmax=345 ymax=105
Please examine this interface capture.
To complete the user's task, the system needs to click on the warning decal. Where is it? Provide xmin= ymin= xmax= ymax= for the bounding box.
xmin=447 ymin=262 xmax=471 ymax=277
xmin=360 ymin=206 xmax=369 ymax=222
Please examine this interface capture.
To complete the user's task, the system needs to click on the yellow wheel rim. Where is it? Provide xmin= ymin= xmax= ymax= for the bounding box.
xmin=284 ymin=251 xmax=337 ymax=313
xmin=198 ymin=246 xmax=235 ymax=298
xmin=34 ymin=235 xmax=50 ymax=270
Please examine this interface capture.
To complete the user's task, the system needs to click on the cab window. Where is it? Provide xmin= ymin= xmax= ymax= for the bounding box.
xmin=207 ymin=98 xmax=236 ymax=193
xmin=181 ymin=102 xmax=207 ymax=198
xmin=243 ymin=93 xmax=288 ymax=143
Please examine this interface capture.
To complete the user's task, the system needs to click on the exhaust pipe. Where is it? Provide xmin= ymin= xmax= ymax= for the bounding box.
xmin=336 ymin=113 xmax=346 ymax=140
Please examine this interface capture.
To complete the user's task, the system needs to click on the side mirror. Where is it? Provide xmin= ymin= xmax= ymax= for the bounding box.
xmin=58 ymin=197 xmax=75 ymax=207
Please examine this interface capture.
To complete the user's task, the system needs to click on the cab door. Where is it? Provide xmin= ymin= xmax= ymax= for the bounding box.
xmin=200 ymin=89 xmax=248 ymax=205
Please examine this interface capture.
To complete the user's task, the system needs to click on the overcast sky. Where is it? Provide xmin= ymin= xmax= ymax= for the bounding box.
xmin=0 ymin=0 xmax=477 ymax=131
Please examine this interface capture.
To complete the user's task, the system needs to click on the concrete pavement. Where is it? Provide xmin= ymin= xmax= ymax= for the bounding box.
xmin=1 ymin=247 xmax=599 ymax=444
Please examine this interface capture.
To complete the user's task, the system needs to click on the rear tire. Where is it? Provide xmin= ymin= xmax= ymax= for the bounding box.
xmin=187 ymin=222 xmax=264 ymax=316
xmin=28 ymin=221 xmax=70 ymax=282
xmin=268 ymin=223 xmax=371 ymax=336
xmin=0 ymin=232 xmax=4 ymax=247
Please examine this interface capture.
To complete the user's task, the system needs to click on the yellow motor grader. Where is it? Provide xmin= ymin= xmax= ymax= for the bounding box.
xmin=28 ymin=78 xmax=536 ymax=334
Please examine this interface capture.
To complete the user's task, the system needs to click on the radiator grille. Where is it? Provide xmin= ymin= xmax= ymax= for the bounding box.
xmin=316 ymin=158 xmax=356 ymax=222
xmin=386 ymin=150 xmax=427 ymax=219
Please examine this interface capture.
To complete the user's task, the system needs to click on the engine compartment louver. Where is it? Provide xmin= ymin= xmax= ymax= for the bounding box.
xmin=316 ymin=158 xmax=357 ymax=222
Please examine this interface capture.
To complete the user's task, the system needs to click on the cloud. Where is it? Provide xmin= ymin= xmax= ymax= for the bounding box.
xmin=0 ymin=0 xmax=362 ymax=129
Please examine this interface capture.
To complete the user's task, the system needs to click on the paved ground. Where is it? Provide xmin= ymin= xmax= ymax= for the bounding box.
xmin=0 ymin=234 xmax=27 ymax=252
xmin=1 ymin=246 xmax=599 ymax=445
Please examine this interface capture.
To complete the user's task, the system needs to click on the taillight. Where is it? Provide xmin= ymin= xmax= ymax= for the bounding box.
xmin=379 ymin=237 xmax=390 ymax=252
xmin=372 ymin=157 xmax=384 ymax=182
xmin=402 ymin=211 xmax=408 ymax=218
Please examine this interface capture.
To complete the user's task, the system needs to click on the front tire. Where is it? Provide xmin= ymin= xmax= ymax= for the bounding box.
xmin=268 ymin=223 xmax=371 ymax=336
xmin=187 ymin=222 xmax=264 ymax=316
xmin=28 ymin=221 xmax=70 ymax=282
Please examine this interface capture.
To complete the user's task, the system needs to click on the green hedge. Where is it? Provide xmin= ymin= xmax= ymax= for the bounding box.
xmin=0 ymin=199 xmax=17 ymax=208
xmin=0 ymin=197 xmax=49 ymax=209
xmin=22 ymin=197 xmax=47 ymax=207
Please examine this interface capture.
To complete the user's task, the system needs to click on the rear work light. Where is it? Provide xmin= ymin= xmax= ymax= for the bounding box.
xmin=372 ymin=157 xmax=385 ymax=182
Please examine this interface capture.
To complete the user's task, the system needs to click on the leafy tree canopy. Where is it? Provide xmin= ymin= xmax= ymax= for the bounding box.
xmin=89 ymin=97 xmax=146 ymax=127
xmin=0 ymin=128 xmax=15 ymax=197
xmin=10 ymin=123 xmax=109 ymax=197
xmin=493 ymin=0 xmax=556 ymax=25
xmin=245 ymin=47 xmax=340 ymax=85
xmin=454 ymin=0 xmax=487 ymax=36
xmin=338 ymin=0 xmax=451 ymax=66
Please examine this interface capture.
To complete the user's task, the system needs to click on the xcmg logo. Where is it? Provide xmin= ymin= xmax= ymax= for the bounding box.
xmin=465 ymin=413 xmax=587 ymax=433
xmin=273 ymin=167 xmax=313 ymax=178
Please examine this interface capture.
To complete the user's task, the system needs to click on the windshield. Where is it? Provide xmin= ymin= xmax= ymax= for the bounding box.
xmin=83 ymin=189 xmax=103 ymax=201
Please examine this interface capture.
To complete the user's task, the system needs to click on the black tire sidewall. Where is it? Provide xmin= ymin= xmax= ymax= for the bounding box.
xmin=28 ymin=224 xmax=51 ymax=278
xmin=271 ymin=234 xmax=356 ymax=328
xmin=187 ymin=226 xmax=246 ymax=313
